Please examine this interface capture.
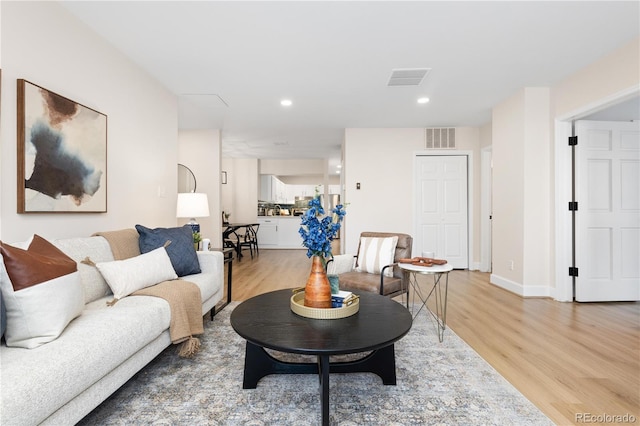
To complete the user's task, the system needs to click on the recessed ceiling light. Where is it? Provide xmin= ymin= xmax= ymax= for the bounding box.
xmin=280 ymin=99 xmax=292 ymax=107
xmin=417 ymin=97 xmax=430 ymax=104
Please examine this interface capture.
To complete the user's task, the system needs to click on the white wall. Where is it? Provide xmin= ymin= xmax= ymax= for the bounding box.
xmin=479 ymin=123 xmax=492 ymax=149
xmin=343 ymin=127 xmax=481 ymax=261
xmin=343 ymin=128 xmax=423 ymax=254
xmin=554 ymin=37 xmax=640 ymax=118
xmin=491 ymin=91 xmax=526 ymax=287
xmin=523 ymin=88 xmax=551 ymax=294
xmin=491 ymin=87 xmax=553 ymax=297
xmin=281 ymin=175 xmax=340 ymax=185
xmin=258 ymin=158 xmax=337 ymax=186
xmin=260 ymin=159 xmax=325 ymax=176
xmin=0 ymin=2 xmax=178 ymax=242
xmin=178 ymin=129 xmax=222 ymax=247
xmin=492 ymin=88 xmax=554 ymax=296
xmin=221 ymin=158 xmax=259 ymax=225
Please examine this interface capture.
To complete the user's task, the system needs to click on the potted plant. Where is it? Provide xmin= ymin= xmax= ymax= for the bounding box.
xmin=298 ymin=194 xmax=346 ymax=307
xmin=192 ymin=231 xmax=202 ymax=250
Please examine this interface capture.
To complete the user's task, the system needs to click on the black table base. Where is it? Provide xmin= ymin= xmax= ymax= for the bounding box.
xmin=230 ymin=289 xmax=412 ymax=426
xmin=242 ymin=341 xmax=397 ymax=425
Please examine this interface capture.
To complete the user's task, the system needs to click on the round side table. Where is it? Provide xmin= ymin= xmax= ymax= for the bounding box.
xmin=398 ymin=262 xmax=453 ymax=342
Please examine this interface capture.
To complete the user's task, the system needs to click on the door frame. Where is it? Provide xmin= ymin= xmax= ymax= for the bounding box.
xmin=480 ymin=146 xmax=492 ymax=272
xmin=413 ymin=150 xmax=474 ymax=269
xmin=554 ymin=85 xmax=639 ymax=302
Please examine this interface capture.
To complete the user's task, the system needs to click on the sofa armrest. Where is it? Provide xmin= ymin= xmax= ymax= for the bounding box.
xmin=327 ymin=254 xmax=356 ymax=275
xmin=196 ymin=251 xmax=224 ymax=274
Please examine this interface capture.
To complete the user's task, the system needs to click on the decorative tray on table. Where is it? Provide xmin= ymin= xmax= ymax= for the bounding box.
xmin=290 ymin=291 xmax=359 ymax=319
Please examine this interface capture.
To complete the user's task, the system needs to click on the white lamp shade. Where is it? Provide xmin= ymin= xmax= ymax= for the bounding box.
xmin=177 ymin=193 xmax=210 ymax=218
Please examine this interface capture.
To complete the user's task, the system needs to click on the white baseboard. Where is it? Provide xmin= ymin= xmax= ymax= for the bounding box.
xmin=490 ymin=274 xmax=553 ymax=298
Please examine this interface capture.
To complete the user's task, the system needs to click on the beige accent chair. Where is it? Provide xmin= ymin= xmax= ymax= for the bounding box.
xmin=328 ymin=232 xmax=413 ymax=298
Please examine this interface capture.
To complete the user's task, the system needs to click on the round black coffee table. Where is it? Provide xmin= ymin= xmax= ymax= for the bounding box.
xmin=230 ymin=288 xmax=412 ymax=426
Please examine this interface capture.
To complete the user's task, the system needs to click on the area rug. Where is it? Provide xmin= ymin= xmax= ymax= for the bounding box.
xmin=79 ymin=302 xmax=553 ymax=425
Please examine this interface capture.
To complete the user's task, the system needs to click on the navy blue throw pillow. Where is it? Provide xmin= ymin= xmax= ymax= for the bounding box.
xmin=135 ymin=224 xmax=201 ymax=277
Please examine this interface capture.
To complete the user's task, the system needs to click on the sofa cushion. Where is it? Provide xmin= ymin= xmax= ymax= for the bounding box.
xmin=338 ymin=270 xmax=404 ymax=296
xmin=0 ymin=295 xmax=171 ymax=425
xmin=136 ymin=224 xmax=201 ymax=277
xmin=355 ymin=236 xmax=398 ymax=277
xmin=53 ymin=236 xmax=115 ymax=304
xmin=96 ymin=247 xmax=177 ymax=299
xmin=0 ymin=235 xmax=84 ymax=349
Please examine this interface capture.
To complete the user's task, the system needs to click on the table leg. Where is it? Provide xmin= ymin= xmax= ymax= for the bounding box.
xmin=432 ymin=273 xmax=449 ymax=342
xmin=407 ymin=271 xmax=450 ymax=342
xmin=407 ymin=272 xmax=428 ymax=318
xmin=211 ymin=252 xmax=233 ymax=320
xmin=242 ymin=342 xmax=318 ymax=389
xmin=226 ymin=257 xmax=233 ymax=305
xmin=329 ymin=344 xmax=397 ymax=385
xmin=318 ymin=355 xmax=330 ymax=426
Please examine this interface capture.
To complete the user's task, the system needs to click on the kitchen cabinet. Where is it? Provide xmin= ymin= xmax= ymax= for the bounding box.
xmin=259 ymin=175 xmax=272 ymax=202
xmin=285 ymin=185 xmax=300 ymax=203
xmin=301 ymin=185 xmax=320 ymax=197
xmin=278 ymin=218 xmax=303 ymax=249
xmin=260 ymin=175 xmax=288 ymax=203
xmin=287 ymin=184 xmax=322 ymax=200
xmin=257 ymin=218 xmax=278 ymax=247
xmin=260 ymin=177 xmax=339 ymax=204
xmin=274 ymin=178 xmax=287 ymax=203
xmin=257 ymin=217 xmax=304 ymax=249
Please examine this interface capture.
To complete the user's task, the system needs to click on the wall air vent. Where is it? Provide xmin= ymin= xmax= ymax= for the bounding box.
xmin=387 ymin=68 xmax=431 ymax=86
xmin=425 ymin=128 xmax=456 ymax=149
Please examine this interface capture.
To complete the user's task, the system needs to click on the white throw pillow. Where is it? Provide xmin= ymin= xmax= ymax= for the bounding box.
xmin=96 ymin=247 xmax=177 ymax=299
xmin=0 ymin=235 xmax=84 ymax=349
xmin=1 ymin=271 xmax=84 ymax=349
xmin=355 ymin=236 xmax=399 ymax=278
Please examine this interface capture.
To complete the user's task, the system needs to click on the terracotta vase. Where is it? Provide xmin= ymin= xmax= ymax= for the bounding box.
xmin=304 ymin=256 xmax=332 ymax=308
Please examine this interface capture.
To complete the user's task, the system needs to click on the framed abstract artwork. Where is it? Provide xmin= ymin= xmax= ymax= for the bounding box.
xmin=17 ymin=80 xmax=107 ymax=213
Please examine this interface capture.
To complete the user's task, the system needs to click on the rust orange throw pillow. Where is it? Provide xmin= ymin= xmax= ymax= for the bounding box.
xmin=0 ymin=234 xmax=77 ymax=291
xmin=0 ymin=235 xmax=83 ymax=348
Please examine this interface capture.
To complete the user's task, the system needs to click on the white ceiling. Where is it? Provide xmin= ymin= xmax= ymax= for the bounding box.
xmin=61 ymin=1 xmax=639 ymax=165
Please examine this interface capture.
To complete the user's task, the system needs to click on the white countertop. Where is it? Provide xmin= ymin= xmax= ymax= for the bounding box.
xmin=258 ymin=215 xmax=301 ymax=219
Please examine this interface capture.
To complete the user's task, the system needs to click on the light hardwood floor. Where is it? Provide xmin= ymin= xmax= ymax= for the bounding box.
xmin=228 ymin=248 xmax=640 ymax=426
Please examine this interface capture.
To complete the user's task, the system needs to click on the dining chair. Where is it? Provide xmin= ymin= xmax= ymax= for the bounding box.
xmin=238 ymin=223 xmax=260 ymax=259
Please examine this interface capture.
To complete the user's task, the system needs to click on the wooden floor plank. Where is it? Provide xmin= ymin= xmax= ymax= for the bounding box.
xmin=229 ymin=249 xmax=640 ymax=425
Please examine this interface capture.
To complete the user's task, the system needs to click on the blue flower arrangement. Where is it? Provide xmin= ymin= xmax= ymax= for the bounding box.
xmin=299 ymin=194 xmax=346 ymax=263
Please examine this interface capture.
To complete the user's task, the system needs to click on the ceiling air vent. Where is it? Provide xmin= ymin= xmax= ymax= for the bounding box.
xmin=425 ymin=128 xmax=456 ymax=149
xmin=387 ymin=68 xmax=431 ymax=86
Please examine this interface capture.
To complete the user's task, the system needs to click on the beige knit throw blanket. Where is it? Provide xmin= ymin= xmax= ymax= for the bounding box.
xmin=92 ymin=229 xmax=204 ymax=357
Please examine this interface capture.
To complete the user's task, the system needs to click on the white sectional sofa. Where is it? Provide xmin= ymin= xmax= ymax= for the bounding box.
xmin=0 ymin=234 xmax=224 ymax=425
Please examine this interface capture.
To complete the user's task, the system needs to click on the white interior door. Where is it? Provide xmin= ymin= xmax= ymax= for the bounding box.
xmin=575 ymin=120 xmax=640 ymax=302
xmin=415 ymin=155 xmax=468 ymax=268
